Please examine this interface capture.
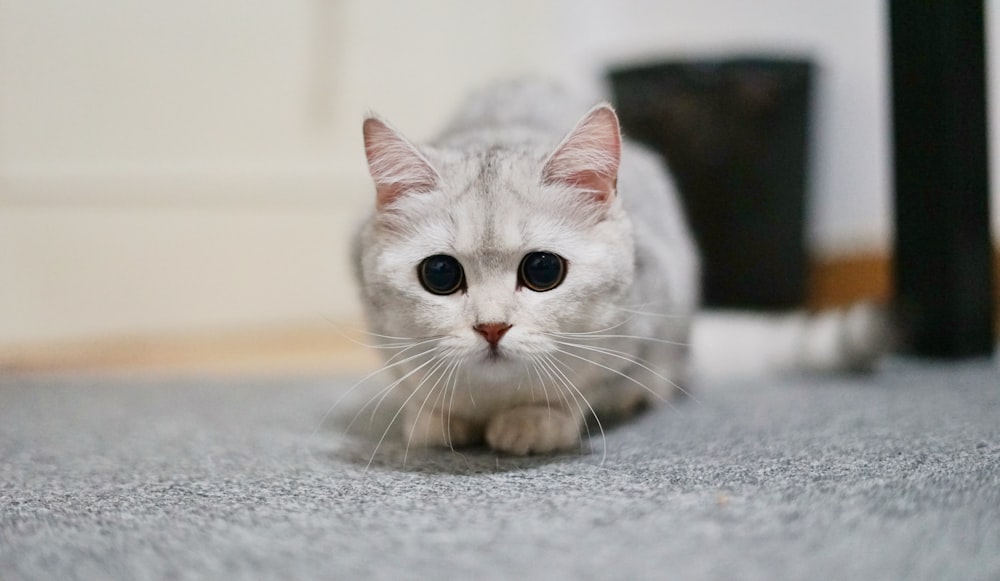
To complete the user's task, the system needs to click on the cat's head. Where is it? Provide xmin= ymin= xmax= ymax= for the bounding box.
xmin=356 ymin=105 xmax=635 ymax=380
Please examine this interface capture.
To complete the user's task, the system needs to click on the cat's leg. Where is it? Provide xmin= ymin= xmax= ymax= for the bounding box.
xmin=403 ymin=406 xmax=482 ymax=449
xmin=485 ymin=405 xmax=583 ymax=455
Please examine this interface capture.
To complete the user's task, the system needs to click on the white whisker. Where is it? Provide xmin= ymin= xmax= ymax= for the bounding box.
xmin=402 ymin=350 xmax=458 ymax=462
xmin=308 ymin=341 xmax=442 ymax=449
xmin=367 ymin=349 xmax=458 ymax=472
xmin=540 ymin=353 xmax=607 ymax=465
xmin=611 ymin=300 xmax=692 ymax=319
xmin=550 ymin=332 xmax=689 ymax=347
xmin=533 ymin=354 xmax=586 ymax=436
xmin=552 ymin=347 xmax=671 ymax=406
xmin=345 ymin=348 xmax=441 ymax=435
xmin=528 ymin=354 xmax=567 ymax=420
xmin=463 ymin=364 xmax=477 ymax=410
xmin=325 ymin=319 xmax=450 ymax=347
xmin=561 ymin=316 xmax=637 ymax=336
xmin=444 ymin=357 xmax=465 ymax=451
xmin=552 ymin=339 xmax=699 ymax=403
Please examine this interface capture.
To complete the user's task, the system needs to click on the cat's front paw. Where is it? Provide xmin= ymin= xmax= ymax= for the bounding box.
xmin=485 ymin=406 xmax=581 ymax=455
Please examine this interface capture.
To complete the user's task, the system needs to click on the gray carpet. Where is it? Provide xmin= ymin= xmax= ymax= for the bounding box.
xmin=1 ymin=359 xmax=998 ymax=580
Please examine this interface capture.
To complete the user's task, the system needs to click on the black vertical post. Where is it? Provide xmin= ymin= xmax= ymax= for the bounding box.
xmin=889 ymin=1 xmax=995 ymax=357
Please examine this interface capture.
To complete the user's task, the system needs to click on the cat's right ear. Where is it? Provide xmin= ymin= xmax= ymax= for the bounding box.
xmin=363 ymin=116 xmax=441 ymax=210
xmin=541 ymin=104 xmax=622 ymax=205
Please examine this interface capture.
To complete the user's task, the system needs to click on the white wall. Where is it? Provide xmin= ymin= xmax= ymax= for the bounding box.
xmin=989 ymin=0 xmax=1000 ymax=242
xmin=0 ymin=0 xmax=995 ymax=344
xmin=0 ymin=0 xmax=552 ymax=343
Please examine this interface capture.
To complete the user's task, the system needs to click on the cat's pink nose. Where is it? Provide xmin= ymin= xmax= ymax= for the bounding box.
xmin=473 ymin=322 xmax=512 ymax=347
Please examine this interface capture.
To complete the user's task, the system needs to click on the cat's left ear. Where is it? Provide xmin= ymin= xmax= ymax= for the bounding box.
xmin=541 ymin=104 xmax=622 ymax=204
xmin=363 ymin=116 xmax=441 ymax=210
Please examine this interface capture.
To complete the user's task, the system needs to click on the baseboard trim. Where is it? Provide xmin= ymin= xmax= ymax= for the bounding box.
xmin=808 ymin=249 xmax=1000 ymax=321
xmin=807 ymin=251 xmax=893 ymax=309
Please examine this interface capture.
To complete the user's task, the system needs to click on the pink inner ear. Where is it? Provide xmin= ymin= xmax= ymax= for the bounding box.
xmin=541 ymin=105 xmax=622 ymax=203
xmin=363 ymin=117 xmax=440 ymax=209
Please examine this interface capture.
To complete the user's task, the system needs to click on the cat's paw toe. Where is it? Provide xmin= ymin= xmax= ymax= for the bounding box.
xmin=485 ymin=406 xmax=580 ymax=455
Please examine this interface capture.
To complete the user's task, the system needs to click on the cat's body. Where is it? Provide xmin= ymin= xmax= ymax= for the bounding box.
xmin=353 ymin=81 xmax=882 ymax=455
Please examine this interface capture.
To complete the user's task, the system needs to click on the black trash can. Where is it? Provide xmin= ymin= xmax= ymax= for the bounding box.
xmin=609 ymin=58 xmax=814 ymax=310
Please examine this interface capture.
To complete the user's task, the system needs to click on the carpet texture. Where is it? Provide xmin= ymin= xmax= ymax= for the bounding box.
xmin=1 ymin=359 xmax=998 ymax=580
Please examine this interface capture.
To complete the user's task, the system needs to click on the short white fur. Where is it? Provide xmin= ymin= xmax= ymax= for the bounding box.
xmin=352 ymin=80 xmax=885 ymax=457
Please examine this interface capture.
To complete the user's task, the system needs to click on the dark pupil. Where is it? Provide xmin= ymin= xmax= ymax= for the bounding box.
xmin=521 ymin=252 xmax=565 ymax=291
xmin=420 ymin=255 xmax=463 ymax=294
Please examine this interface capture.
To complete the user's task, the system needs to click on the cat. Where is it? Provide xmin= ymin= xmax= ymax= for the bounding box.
xmin=352 ymin=80 xmax=884 ymax=456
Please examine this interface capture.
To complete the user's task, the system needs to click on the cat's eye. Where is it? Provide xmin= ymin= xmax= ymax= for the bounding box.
xmin=519 ymin=251 xmax=567 ymax=292
xmin=418 ymin=254 xmax=465 ymax=295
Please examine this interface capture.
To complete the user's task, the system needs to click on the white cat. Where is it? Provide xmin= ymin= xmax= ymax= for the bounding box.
xmin=353 ymin=81 xmax=883 ymax=456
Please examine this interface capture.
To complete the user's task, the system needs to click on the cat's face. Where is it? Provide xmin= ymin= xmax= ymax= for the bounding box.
xmin=357 ymin=106 xmax=634 ymax=381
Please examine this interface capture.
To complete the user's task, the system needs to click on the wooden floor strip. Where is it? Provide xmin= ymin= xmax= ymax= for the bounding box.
xmin=0 ymin=325 xmax=379 ymax=375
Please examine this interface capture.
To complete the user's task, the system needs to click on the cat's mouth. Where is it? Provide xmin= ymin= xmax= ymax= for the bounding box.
xmin=482 ymin=347 xmax=506 ymax=363
xmin=479 ymin=343 xmax=525 ymax=366
xmin=474 ymin=348 xmax=527 ymax=378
